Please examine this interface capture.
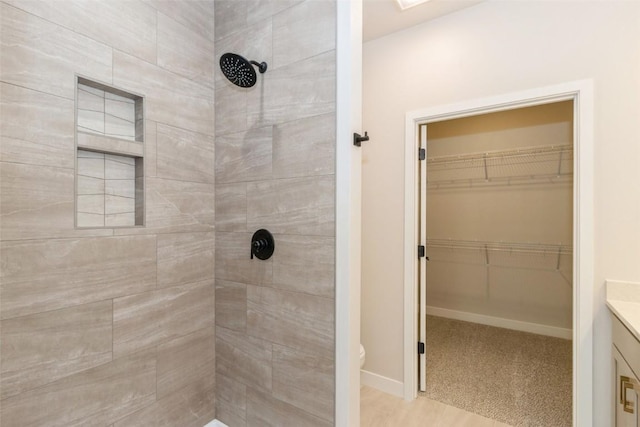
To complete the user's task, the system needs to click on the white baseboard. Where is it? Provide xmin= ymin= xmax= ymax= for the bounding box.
xmin=360 ymin=369 xmax=404 ymax=398
xmin=203 ymin=420 xmax=228 ymax=427
xmin=426 ymin=306 xmax=572 ymax=340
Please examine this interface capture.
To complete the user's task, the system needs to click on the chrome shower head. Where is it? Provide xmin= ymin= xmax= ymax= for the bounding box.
xmin=219 ymin=53 xmax=267 ymax=88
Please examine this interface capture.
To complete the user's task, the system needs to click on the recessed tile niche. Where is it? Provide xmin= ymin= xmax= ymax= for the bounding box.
xmin=75 ymin=77 xmax=144 ymax=228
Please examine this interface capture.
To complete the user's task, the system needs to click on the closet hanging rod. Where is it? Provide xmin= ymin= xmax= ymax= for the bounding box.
xmin=427 ymin=144 xmax=573 ymax=167
xmin=426 ymin=238 xmax=573 ymax=255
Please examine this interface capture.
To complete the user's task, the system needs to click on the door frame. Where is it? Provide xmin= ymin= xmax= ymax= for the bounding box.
xmin=402 ymin=80 xmax=594 ymax=427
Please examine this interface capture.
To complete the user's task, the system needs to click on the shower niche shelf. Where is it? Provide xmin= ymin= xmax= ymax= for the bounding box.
xmin=75 ymin=77 xmax=145 ymax=228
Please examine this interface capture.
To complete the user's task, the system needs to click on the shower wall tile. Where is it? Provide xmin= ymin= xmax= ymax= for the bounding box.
xmin=145 ymin=120 xmax=158 ymax=177
xmin=113 ymin=51 xmax=215 ymax=136
xmin=0 ymin=235 xmax=156 ymax=320
xmin=157 ymin=232 xmax=215 ymax=289
xmin=214 ymin=0 xmax=248 ymax=41
xmin=0 ymin=3 xmax=112 ymax=99
xmin=272 ymin=0 xmax=336 ymax=69
xmin=215 ymin=126 xmax=273 ymax=184
xmin=113 ymin=177 xmax=215 ymax=235
xmin=146 ymin=0 xmax=216 ymax=41
xmin=247 ymin=285 xmax=334 ymax=359
xmin=0 ymin=350 xmax=156 ymax=427
xmin=113 ymin=280 xmax=214 ymax=357
xmin=156 ymin=327 xmax=215 ymax=400
xmin=112 ymin=375 xmax=215 ymax=427
xmin=247 ymin=50 xmax=335 ymax=128
xmin=272 ymin=344 xmax=335 ymax=422
xmin=158 ymin=12 xmax=215 ymax=88
xmin=246 ymin=0 xmax=304 ymax=25
xmin=215 ymin=84 xmax=248 ymax=136
xmin=156 ymin=123 xmax=215 ymax=184
xmin=214 ymin=19 xmax=273 ymax=88
xmin=247 ymin=175 xmax=335 ymax=236
xmin=215 ymin=280 xmax=248 ymax=331
xmin=0 ymin=83 xmax=75 ymax=168
xmin=0 ymin=300 xmax=112 ymax=400
xmin=216 ymin=325 xmax=272 ymax=390
xmin=217 ymin=373 xmax=247 ymax=427
xmin=273 ymin=112 xmax=336 ymax=179
xmin=215 ymin=182 xmax=248 ymax=232
xmin=246 ymin=388 xmax=332 ymax=427
xmin=5 ymin=0 xmax=157 ymax=64
xmin=215 ymin=232 xmax=273 ymax=285
xmin=0 ymin=162 xmax=113 ymax=241
xmin=272 ymin=234 xmax=335 ymax=298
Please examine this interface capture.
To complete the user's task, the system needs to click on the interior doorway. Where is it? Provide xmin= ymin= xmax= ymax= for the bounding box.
xmin=403 ymin=81 xmax=594 ymax=426
xmin=416 ymin=102 xmax=574 ymax=425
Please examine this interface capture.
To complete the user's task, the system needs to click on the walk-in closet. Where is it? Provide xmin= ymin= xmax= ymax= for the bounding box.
xmin=422 ymin=101 xmax=574 ymax=426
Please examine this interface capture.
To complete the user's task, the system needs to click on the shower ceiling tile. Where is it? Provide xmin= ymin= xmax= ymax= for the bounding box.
xmin=0 ymin=3 xmax=112 ymax=100
xmin=272 ymin=0 xmax=336 ymax=69
xmin=0 ymin=83 xmax=75 ymax=169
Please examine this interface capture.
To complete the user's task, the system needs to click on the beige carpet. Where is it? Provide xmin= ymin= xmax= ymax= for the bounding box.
xmin=423 ymin=315 xmax=572 ymax=427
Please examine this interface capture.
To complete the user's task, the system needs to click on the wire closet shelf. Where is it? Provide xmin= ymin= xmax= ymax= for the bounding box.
xmin=426 ymin=144 xmax=573 ymax=188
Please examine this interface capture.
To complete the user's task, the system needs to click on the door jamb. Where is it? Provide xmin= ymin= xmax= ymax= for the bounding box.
xmin=402 ymin=80 xmax=594 ymax=427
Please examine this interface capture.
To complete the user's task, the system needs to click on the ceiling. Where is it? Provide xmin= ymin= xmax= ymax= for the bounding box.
xmin=363 ymin=0 xmax=484 ymax=42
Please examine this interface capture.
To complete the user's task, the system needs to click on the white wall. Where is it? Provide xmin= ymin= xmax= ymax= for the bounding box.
xmin=361 ymin=1 xmax=640 ymax=424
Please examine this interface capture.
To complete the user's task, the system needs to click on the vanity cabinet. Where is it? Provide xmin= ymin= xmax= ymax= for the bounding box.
xmin=613 ymin=314 xmax=640 ymax=427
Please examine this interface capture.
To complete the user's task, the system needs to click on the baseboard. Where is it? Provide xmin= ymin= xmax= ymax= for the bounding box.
xmin=426 ymin=306 xmax=572 ymax=340
xmin=203 ymin=420 xmax=228 ymax=427
xmin=360 ymin=369 xmax=404 ymax=398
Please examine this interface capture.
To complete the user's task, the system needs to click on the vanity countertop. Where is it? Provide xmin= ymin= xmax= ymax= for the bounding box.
xmin=606 ymin=280 xmax=640 ymax=342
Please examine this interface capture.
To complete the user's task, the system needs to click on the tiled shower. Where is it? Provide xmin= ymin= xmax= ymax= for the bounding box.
xmin=0 ymin=1 xmax=337 ymax=426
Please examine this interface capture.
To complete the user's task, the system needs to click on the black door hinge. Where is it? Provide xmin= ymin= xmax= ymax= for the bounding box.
xmin=418 ymin=342 xmax=425 ymax=354
xmin=418 ymin=245 xmax=425 ymax=258
xmin=419 ymin=148 xmax=426 ymax=160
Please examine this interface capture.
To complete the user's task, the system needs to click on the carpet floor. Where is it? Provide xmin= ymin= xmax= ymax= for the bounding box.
xmin=422 ymin=315 xmax=572 ymax=427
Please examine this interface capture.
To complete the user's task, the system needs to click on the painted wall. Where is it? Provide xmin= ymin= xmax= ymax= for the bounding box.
xmin=426 ymin=103 xmax=573 ymax=331
xmin=1 ymin=1 xmax=216 ymax=426
xmin=213 ymin=1 xmax=337 ymax=426
xmin=362 ymin=1 xmax=640 ymax=424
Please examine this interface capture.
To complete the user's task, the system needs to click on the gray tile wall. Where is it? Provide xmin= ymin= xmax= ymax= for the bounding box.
xmin=0 ymin=1 xmax=216 ymax=426
xmin=214 ymin=1 xmax=337 ymax=426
